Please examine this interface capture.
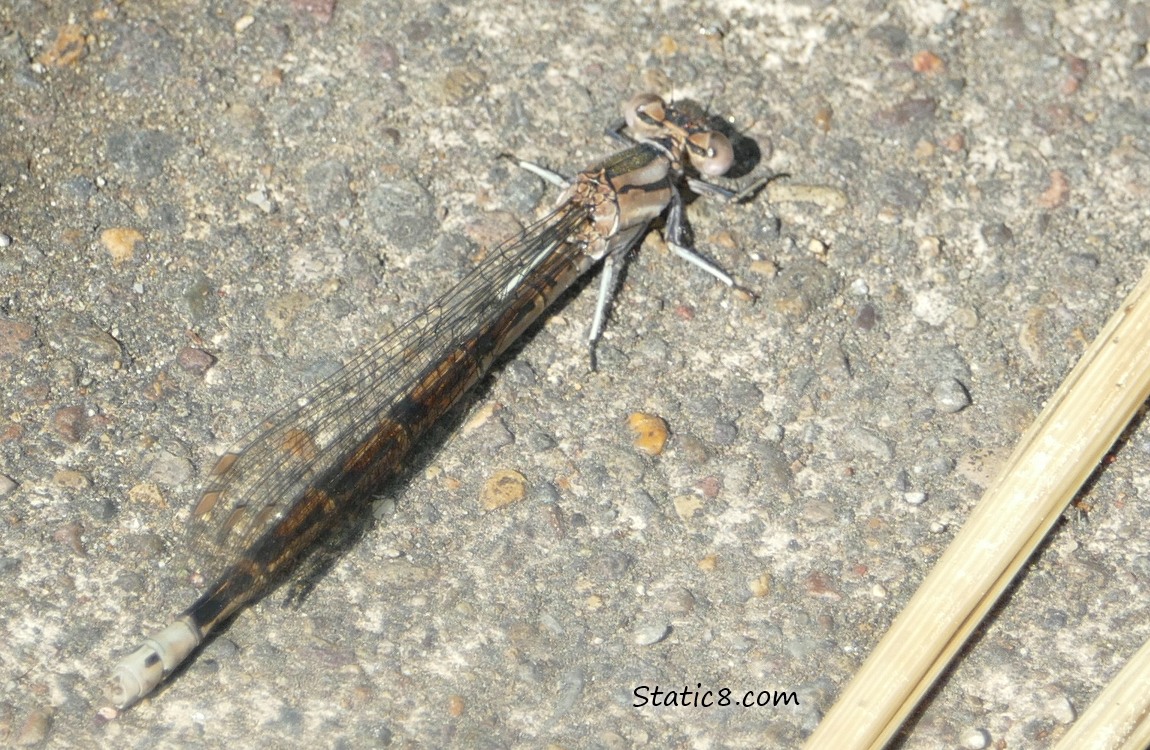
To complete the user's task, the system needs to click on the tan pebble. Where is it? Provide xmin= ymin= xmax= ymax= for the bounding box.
xmin=733 ymin=286 xmax=756 ymax=303
xmin=448 ymin=694 xmax=465 ymax=717
xmin=814 ymin=105 xmax=833 ymax=132
xmin=461 ymin=401 xmax=500 ymax=435
xmin=766 ymin=182 xmax=848 ymax=212
xmin=439 ymin=66 xmax=486 ymax=104
xmin=128 ymin=482 xmax=166 ymax=507
xmin=749 ymin=573 xmax=771 ymax=598
xmin=672 ymin=494 xmax=703 ymax=521
xmin=264 ymin=291 xmax=312 ymax=332
xmin=917 ymin=235 xmax=942 ymax=259
xmin=37 ymin=25 xmax=87 ymax=67
xmin=480 ymin=469 xmax=527 ymax=510
xmin=911 ymin=50 xmax=944 ymax=74
xmin=655 ymin=34 xmax=678 ymax=55
xmin=943 ymin=132 xmax=966 ymax=151
xmin=750 ymin=259 xmax=778 ymax=278
xmin=585 ymin=594 xmax=604 ymax=610
xmin=627 ymin=412 xmax=668 ymax=456
xmin=260 ymin=67 xmax=284 ymax=87
xmin=710 ymin=230 xmax=737 ymax=249
xmin=697 ymin=554 xmax=718 ymax=571
xmin=1037 ymin=169 xmax=1070 ymax=209
xmin=52 ymin=469 xmax=90 ymax=490
xmin=100 ymin=227 xmax=143 ymax=265
xmin=13 ymin=708 xmax=52 ymax=746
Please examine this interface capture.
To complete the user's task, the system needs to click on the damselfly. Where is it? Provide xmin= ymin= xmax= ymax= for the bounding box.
xmin=108 ymin=93 xmax=763 ymax=709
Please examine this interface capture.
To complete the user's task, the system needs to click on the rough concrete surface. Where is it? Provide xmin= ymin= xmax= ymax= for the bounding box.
xmin=2 ymin=0 xmax=1150 ymax=747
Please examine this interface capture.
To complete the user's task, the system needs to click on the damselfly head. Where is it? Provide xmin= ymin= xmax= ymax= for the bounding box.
xmin=686 ymin=130 xmax=733 ymax=177
xmin=625 ymin=93 xmax=733 ymax=177
xmin=623 ymin=93 xmax=669 ymax=137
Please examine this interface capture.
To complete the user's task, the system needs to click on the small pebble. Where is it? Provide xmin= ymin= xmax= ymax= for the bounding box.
xmin=53 ymin=522 xmax=87 ymax=556
xmin=95 ymin=706 xmax=119 ymax=724
xmin=933 ymin=378 xmax=971 ymax=413
xmin=52 ymin=469 xmax=90 ymax=489
xmin=0 ymin=232 xmax=11 ymax=247
xmin=748 ymin=573 xmax=771 ymax=598
xmin=961 ymin=727 xmax=990 ymax=749
xmin=176 ymin=346 xmax=216 ymax=375
xmin=628 ymin=412 xmax=669 ymax=456
xmin=634 ymin=623 xmax=671 ymax=646
xmin=365 ymin=178 xmax=438 ymax=250
xmin=1046 ymin=693 xmax=1076 ymax=724
xmin=100 ymin=227 xmax=143 ymax=265
xmin=51 ymin=406 xmax=88 ymax=442
xmin=846 ymin=427 xmax=894 ymax=460
xmin=912 ymin=50 xmax=944 ymax=74
xmin=871 ymin=97 xmax=937 ymax=129
xmin=480 ymin=469 xmax=527 ymax=510
xmin=855 ymin=303 xmax=878 ymax=330
xmin=37 ymin=24 xmax=87 ymax=67
xmin=147 ymin=450 xmax=194 ymax=486
xmin=664 ymin=588 xmax=696 ymax=615
xmin=672 ymin=494 xmax=703 ymax=521
xmin=766 ymin=182 xmax=849 ymax=211
xmin=245 ymin=189 xmax=273 ymax=213
xmin=750 ymin=258 xmax=778 ymax=278
xmin=917 ymin=235 xmax=942 ymax=259
xmin=13 ymin=708 xmax=52 ymax=746
xmin=980 ymin=222 xmax=1013 ymax=247
xmin=127 ymin=482 xmax=166 ymax=506
xmin=903 ymin=491 xmax=927 ymax=505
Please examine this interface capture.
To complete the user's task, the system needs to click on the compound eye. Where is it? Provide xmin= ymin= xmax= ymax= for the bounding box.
xmin=687 ymin=131 xmax=734 ymax=177
xmin=624 ymin=93 xmax=668 ymax=136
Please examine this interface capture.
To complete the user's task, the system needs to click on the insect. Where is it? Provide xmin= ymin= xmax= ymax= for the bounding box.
xmin=108 ymin=93 xmax=763 ymax=709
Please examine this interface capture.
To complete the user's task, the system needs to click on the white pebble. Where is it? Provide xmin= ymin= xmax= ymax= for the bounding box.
xmin=961 ymin=727 xmax=990 ymax=749
xmin=245 ymin=189 xmax=273 ymax=213
xmin=933 ymin=378 xmax=972 ymax=413
xmin=634 ymin=623 xmax=671 ymax=646
xmin=1046 ymin=693 xmax=1076 ymax=724
xmin=904 ymin=491 xmax=927 ymax=506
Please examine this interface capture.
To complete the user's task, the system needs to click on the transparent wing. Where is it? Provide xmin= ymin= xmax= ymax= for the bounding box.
xmin=184 ymin=203 xmax=592 ymax=577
